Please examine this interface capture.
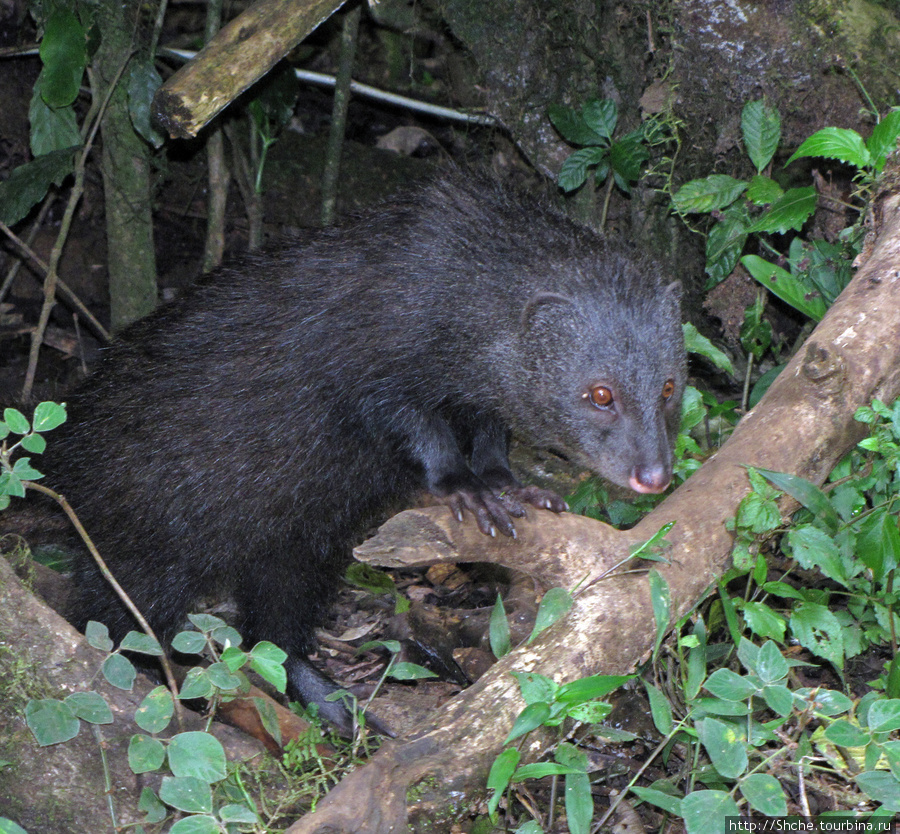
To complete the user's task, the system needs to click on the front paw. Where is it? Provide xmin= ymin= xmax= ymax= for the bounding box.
xmin=438 ymin=487 xmax=526 ymax=538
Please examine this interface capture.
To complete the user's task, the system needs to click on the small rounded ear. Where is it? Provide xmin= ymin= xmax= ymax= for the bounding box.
xmin=520 ymin=291 xmax=580 ymax=334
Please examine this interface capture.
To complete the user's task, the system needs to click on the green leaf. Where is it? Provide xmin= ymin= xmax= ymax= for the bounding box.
xmin=0 ymin=146 xmax=78 ymax=226
xmin=556 ymin=674 xmax=632 ymax=705
xmin=168 ymin=816 xmax=220 ymax=834
xmin=581 ymin=98 xmax=618 ymax=142
xmin=248 ymin=641 xmax=287 ymax=692
xmin=127 ymin=58 xmax=165 ymax=149
xmin=528 ymin=587 xmax=573 ymax=642
xmin=505 ymin=702 xmax=551 ymax=743
xmin=696 ymin=717 xmax=748 ymax=779
xmin=207 ymin=661 xmax=245 ymax=691
xmin=0 ymin=819 xmax=29 ymax=834
xmin=388 ymin=662 xmax=438 ymax=681
xmin=735 ymin=490 xmax=780 ymax=535
xmin=102 ymin=653 xmax=137 ymax=690
xmin=762 ymin=684 xmax=794 ymax=717
xmin=138 ymin=787 xmax=167 ymax=823
xmin=741 ymin=100 xmax=781 ymax=173
xmin=135 ymin=685 xmax=175 ymax=734
xmin=29 ymin=81 xmax=81 ymax=158
xmin=609 ymin=133 xmax=649 ymax=185
xmin=179 ymin=667 xmax=214 ymax=700
xmin=120 ymin=631 xmax=164 ymax=656
xmin=219 ymin=803 xmax=259 ymax=824
xmin=31 ymin=401 xmax=66 ymax=432
xmin=128 ymin=733 xmax=166 ymax=774
xmin=742 ymin=601 xmax=786 ymax=643
xmin=823 ymin=719 xmax=870 ymax=747
xmin=756 ymin=640 xmax=789 ymax=684
xmin=167 ymin=732 xmax=227 ymax=782
xmin=755 ymin=469 xmax=839 ymax=533
xmin=746 ymin=186 xmax=817 ymax=234
xmin=548 ymin=103 xmax=607 ymax=146
xmin=867 ymin=109 xmax=900 ymax=172
xmin=741 ymin=255 xmax=828 ymax=321
xmin=672 ymin=175 xmax=747 ymax=214
xmin=3 ymin=409 xmax=30 ymax=435
xmin=0 ymin=473 xmax=25 ymax=499
xmin=787 ymin=525 xmax=847 ymax=587
xmin=681 ymin=790 xmax=742 ymax=834
xmin=25 ymin=698 xmax=80 ymax=746
xmin=786 ymin=127 xmax=871 ymax=170
xmin=39 ymin=8 xmax=86 ymax=108
xmin=855 ymin=771 xmax=900 ymax=810
xmin=558 ymin=146 xmax=607 ymax=192
xmin=489 ymin=594 xmax=511 ymax=659
xmin=158 ymin=775 xmax=213 ymax=814
xmin=683 ymin=323 xmax=734 ymax=374
xmin=867 ymin=699 xmax=900 ymax=733
xmin=630 ymin=786 xmax=682 ymax=815
xmin=84 ymin=620 xmax=114 ymax=652
xmin=740 ymin=773 xmax=787 ymax=816
xmin=649 ymin=569 xmax=670 ymax=658
xmin=12 ymin=457 xmax=43 ymax=480
xmin=856 ymin=509 xmax=900 ymax=581
xmin=486 ymin=747 xmax=519 ymax=817
xmin=793 ymin=687 xmax=853 ymax=716
xmin=512 ymin=762 xmax=582 ymax=780
xmin=556 ymin=743 xmax=592 ymax=834
xmin=64 ymin=691 xmax=112 ymax=724
xmin=790 ymin=602 xmax=845 ymax=670
xmin=187 ymin=613 xmax=229 ymax=633
xmin=704 ymin=668 xmax=759 ymax=701
xmin=251 ymin=696 xmax=282 ymax=747
xmin=643 ymin=680 xmax=673 ymax=735
xmin=745 ymin=174 xmax=784 ymax=206
xmin=705 ymin=204 xmax=749 ymax=285
xmin=20 ymin=433 xmax=46 ymax=454
xmin=171 ymin=630 xmax=207 ymax=654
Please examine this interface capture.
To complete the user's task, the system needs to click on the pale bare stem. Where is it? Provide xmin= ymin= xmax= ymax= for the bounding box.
xmin=24 ymin=479 xmax=186 ymax=728
xmin=21 ymin=57 xmax=130 ymax=401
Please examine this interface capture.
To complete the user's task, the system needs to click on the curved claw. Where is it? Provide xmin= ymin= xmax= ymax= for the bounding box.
xmin=508 ymin=484 xmax=569 ymax=514
xmin=441 ymin=488 xmax=525 ymax=537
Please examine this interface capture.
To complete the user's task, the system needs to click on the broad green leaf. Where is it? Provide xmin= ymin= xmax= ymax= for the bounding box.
xmin=548 ymin=103 xmax=608 ymax=146
xmin=120 ymin=631 xmax=164 ymax=656
xmin=127 ymin=58 xmax=165 ymax=148
xmin=489 ymin=594 xmax=511 ymax=659
xmin=25 ymin=698 xmax=80 ymax=746
xmin=746 ymin=174 xmax=783 ymax=205
xmin=742 ymin=601 xmax=786 ymax=643
xmin=556 ymin=743 xmax=592 ymax=834
xmin=735 ymin=490 xmax=780 ymax=535
xmin=248 ymin=641 xmax=287 ymax=692
xmin=696 ymin=717 xmax=748 ymax=779
xmin=581 ymin=98 xmax=618 ymax=142
xmin=179 ymin=667 xmax=214 ymax=700
xmin=855 ymin=771 xmax=900 ymax=810
xmin=102 ymin=652 xmax=137 ymax=690
xmin=84 ymin=620 xmax=114 ymax=652
xmin=169 ymin=816 xmax=219 ymax=834
xmin=21 ymin=433 xmax=46 ymax=454
xmin=630 ymin=786 xmax=682 ymax=815
xmin=167 ymin=732 xmax=227 ymax=782
xmin=206 ymin=661 xmax=244 ymax=691
xmin=786 ymin=127 xmax=871 ymax=170
xmin=787 ymin=525 xmax=847 ymax=587
xmin=856 ymin=509 xmax=900 ymax=580
xmin=704 ymin=668 xmax=759 ymax=701
xmin=252 ymin=696 xmax=282 ymax=747
xmin=556 ymin=674 xmax=632 ymax=705
xmin=823 ymin=719 xmax=870 ymax=748
xmin=12 ymin=457 xmax=42 ymax=480
xmin=510 ymin=671 xmax=558 ymax=705
xmin=528 ymin=587 xmax=573 ymax=641
xmin=0 ymin=819 xmax=29 ymax=834
xmin=158 ymin=775 xmax=213 ymax=814
xmin=135 ymin=685 xmax=175 ymax=734
xmin=171 ymin=630 xmax=207 ymax=654
xmin=64 ymin=691 xmax=113 ymax=724
xmin=790 ymin=602 xmax=844 ymax=669
xmin=746 ymin=186 xmax=817 ymax=234
xmin=649 ymin=568 xmax=670 ymax=658
xmin=558 ymin=146 xmax=607 ymax=192
xmin=681 ymin=790 xmax=741 ymax=834
xmin=0 ymin=146 xmax=77 ymax=225
xmin=705 ymin=203 xmax=749 ymax=285
xmin=3 ymin=409 xmax=30 ymax=434
xmin=762 ymin=684 xmax=794 ymax=717
xmin=486 ymin=747 xmax=519 ymax=817
xmin=868 ymin=109 xmax=900 ymax=172
xmin=219 ymin=803 xmax=259 ymax=823
xmin=29 ymin=81 xmax=81 ymax=158
xmin=505 ymin=702 xmax=551 ymax=743
xmin=867 ymin=699 xmax=900 ymax=733
xmin=609 ymin=132 xmax=648 ymax=185
xmin=643 ymin=679 xmax=673 ymax=735
xmin=39 ymin=8 xmax=86 ymax=108
xmin=741 ymin=255 xmax=829 ymax=321
xmin=793 ymin=687 xmax=853 ymax=716
xmin=128 ymin=733 xmax=166 ymax=773
xmin=672 ymin=174 xmax=747 ymax=214
xmin=741 ymin=100 xmax=781 ymax=173
xmin=683 ymin=323 xmax=734 ymax=374
xmin=740 ymin=773 xmax=787 ymax=816
xmin=32 ymin=401 xmax=66 ymax=432
xmin=388 ymin=662 xmax=438 ymax=681
xmin=755 ymin=468 xmax=839 ymax=533
xmin=187 ymin=613 xmax=229 ymax=633
xmin=0 ymin=472 xmax=25 ymax=498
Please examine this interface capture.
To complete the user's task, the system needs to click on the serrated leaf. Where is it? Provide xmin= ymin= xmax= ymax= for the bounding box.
xmin=787 ymin=525 xmax=847 ymax=587
xmin=755 ymin=468 xmax=839 ymax=532
xmin=39 ymin=8 xmax=86 ymax=108
xmin=742 ymin=100 xmax=781 ymax=173
xmin=548 ymin=103 xmax=607 ymax=146
xmin=867 ymin=109 xmax=900 ymax=172
xmin=745 ymin=174 xmax=784 ymax=206
xmin=790 ymin=602 xmax=844 ymax=669
xmin=672 ymin=174 xmax=747 ymax=214
xmin=581 ymin=98 xmax=617 ymax=141
xmin=786 ymin=127 xmax=871 ymax=170
xmin=705 ymin=204 xmax=749 ymax=285
xmin=558 ymin=146 xmax=607 ymax=192
xmin=746 ymin=186 xmax=816 ymax=234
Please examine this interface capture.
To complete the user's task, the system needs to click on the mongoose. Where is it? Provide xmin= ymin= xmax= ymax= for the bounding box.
xmin=44 ymin=172 xmax=686 ymax=733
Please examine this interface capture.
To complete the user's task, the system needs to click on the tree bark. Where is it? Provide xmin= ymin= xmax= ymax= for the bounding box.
xmin=153 ymin=0 xmax=349 ymax=139
xmin=283 ymin=179 xmax=900 ymax=831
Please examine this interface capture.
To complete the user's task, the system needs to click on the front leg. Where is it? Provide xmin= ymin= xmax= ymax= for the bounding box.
xmin=406 ymin=410 xmax=526 ymax=537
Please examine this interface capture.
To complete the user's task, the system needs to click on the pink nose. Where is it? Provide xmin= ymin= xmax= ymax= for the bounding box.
xmin=628 ymin=464 xmax=671 ymax=494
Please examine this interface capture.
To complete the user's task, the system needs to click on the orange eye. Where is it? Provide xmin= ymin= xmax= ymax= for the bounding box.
xmin=588 ymin=386 xmax=614 ymax=408
xmin=661 ymin=379 xmax=676 ymax=400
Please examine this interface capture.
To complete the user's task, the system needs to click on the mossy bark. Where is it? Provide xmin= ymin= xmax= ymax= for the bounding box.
xmin=93 ymin=0 xmax=158 ymax=331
